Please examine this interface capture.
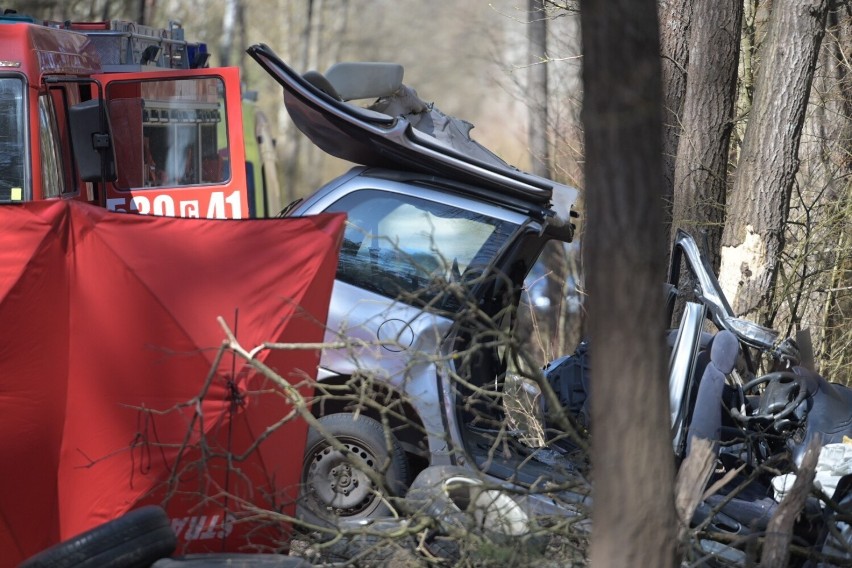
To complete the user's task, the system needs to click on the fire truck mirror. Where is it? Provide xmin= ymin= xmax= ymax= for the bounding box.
xmin=69 ymin=99 xmax=116 ymax=183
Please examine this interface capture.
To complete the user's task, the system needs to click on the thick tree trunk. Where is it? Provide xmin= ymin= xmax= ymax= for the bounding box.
xmin=731 ymin=0 xmax=756 ymax=164
xmin=670 ymin=0 xmax=742 ymax=271
xmin=658 ymin=0 xmax=692 ymax=230
xmin=719 ymin=0 xmax=830 ymax=322
xmin=580 ymin=1 xmax=677 ymax=566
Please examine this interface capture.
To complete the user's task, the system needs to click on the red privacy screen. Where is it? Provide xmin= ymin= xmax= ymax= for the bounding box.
xmin=0 ymin=200 xmax=343 ymax=564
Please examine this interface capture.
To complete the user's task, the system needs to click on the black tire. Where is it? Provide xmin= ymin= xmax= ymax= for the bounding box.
xmin=20 ymin=505 xmax=176 ymax=568
xmin=298 ymin=413 xmax=409 ymax=528
xmin=152 ymin=553 xmax=313 ymax=567
xmin=403 ymin=465 xmax=547 ymax=560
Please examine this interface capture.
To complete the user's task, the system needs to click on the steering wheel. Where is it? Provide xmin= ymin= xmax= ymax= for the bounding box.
xmin=730 ymin=371 xmax=808 ymax=430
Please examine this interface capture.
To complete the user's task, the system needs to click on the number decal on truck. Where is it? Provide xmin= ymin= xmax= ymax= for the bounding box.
xmin=106 ymin=190 xmax=244 ymax=219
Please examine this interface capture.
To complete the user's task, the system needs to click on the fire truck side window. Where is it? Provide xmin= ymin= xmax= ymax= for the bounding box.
xmin=0 ymin=77 xmax=26 ymax=203
xmin=107 ymin=77 xmax=229 ymax=190
xmin=38 ymin=94 xmax=64 ymax=199
xmin=48 ymin=86 xmax=79 ymax=197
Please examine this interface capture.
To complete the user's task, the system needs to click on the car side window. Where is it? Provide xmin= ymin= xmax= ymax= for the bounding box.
xmin=325 ymin=189 xmax=515 ymax=305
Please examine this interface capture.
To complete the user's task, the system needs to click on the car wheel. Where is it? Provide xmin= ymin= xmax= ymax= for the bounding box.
xmin=19 ymin=505 xmax=176 ymax=568
xmin=298 ymin=413 xmax=408 ymax=528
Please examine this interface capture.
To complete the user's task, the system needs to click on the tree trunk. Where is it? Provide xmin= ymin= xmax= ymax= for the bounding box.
xmin=731 ymin=0 xmax=758 ymax=165
xmin=658 ymin=0 xmax=692 ymax=231
xmin=526 ymin=0 xmax=568 ymax=361
xmin=719 ymin=0 xmax=830 ymax=322
xmin=789 ymin=7 xmax=852 ymax=379
xmin=820 ymin=10 xmax=852 ymax=385
xmin=670 ymin=0 xmax=742 ymax=271
xmin=219 ymin=0 xmax=239 ymax=67
xmin=580 ymin=1 xmax=677 ymax=566
xmin=282 ymin=0 xmax=315 ymax=197
xmin=236 ymin=0 xmax=247 ymax=71
xmin=529 ymin=0 xmax=551 ymax=181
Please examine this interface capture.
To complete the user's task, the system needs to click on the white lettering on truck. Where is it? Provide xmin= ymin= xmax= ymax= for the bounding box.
xmin=106 ymin=191 xmax=243 ymax=219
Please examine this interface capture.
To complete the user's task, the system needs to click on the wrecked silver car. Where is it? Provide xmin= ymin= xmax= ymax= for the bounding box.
xmin=543 ymin=230 xmax=852 ymax=565
xmin=249 ymin=44 xmax=852 ymax=565
xmin=249 ymin=39 xmax=580 ymax=524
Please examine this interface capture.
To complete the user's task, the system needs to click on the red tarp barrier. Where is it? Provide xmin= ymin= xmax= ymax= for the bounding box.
xmin=0 ymin=201 xmax=344 ymax=565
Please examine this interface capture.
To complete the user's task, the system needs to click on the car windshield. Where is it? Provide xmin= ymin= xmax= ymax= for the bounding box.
xmin=0 ymin=76 xmax=27 ymax=202
xmin=325 ymin=189 xmax=516 ymax=307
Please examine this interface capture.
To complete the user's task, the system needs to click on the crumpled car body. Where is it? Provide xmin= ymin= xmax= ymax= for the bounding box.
xmin=249 ymin=42 xmax=584 ymax=523
xmin=250 ymin=44 xmax=852 ymax=564
xmin=544 ymin=230 xmax=852 ymax=563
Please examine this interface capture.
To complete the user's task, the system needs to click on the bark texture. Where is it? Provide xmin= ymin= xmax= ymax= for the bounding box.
xmin=786 ymin=8 xmax=852 ymax=379
xmin=659 ymin=0 xmax=692 ymax=229
xmin=580 ymin=1 xmax=677 ymax=565
xmin=529 ymin=0 xmax=551 ymax=181
xmin=670 ymin=0 xmax=742 ymax=271
xmin=719 ymin=0 xmax=830 ymax=321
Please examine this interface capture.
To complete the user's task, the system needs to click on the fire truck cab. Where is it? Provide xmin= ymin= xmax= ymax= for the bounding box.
xmin=0 ymin=12 xmax=275 ymax=219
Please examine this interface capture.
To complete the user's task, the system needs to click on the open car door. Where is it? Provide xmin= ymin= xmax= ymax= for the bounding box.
xmin=246 ymin=43 xmax=562 ymax=206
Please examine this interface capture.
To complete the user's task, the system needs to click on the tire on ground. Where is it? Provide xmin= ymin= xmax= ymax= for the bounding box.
xmin=19 ymin=505 xmax=177 ymax=568
xmin=297 ymin=412 xmax=409 ymax=530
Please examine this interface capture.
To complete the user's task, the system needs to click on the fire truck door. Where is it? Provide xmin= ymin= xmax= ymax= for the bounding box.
xmin=94 ymin=67 xmax=250 ymax=219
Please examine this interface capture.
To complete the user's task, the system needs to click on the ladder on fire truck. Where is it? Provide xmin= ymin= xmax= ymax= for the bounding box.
xmin=62 ymin=19 xmax=210 ymax=71
xmin=0 ymin=12 xmax=280 ymax=217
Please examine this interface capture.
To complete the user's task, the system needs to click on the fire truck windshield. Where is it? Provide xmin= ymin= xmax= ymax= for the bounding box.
xmin=106 ymin=76 xmax=230 ymax=189
xmin=0 ymin=77 xmax=27 ymax=202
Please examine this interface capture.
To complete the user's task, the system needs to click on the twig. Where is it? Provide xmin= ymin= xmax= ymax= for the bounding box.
xmin=760 ymin=439 xmax=821 ymax=568
xmin=674 ymin=438 xmax=715 ymax=542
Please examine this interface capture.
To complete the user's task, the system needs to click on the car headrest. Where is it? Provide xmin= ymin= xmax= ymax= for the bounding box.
xmin=324 ymin=62 xmax=404 ymax=101
xmin=711 ymin=330 xmax=739 ymax=375
xmin=302 ymin=70 xmax=342 ymax=100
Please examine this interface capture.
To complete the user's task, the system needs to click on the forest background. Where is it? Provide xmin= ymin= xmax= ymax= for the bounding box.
xmin=8 ymin=0 xmax=851 ymax=385
xmin=10 ymin=1 xmax=569 ymax=196
xmin=10 ymin=0 xmax=587 ymax=362
xmin=6 ymin=1 xmax=852 ymax=565
xmin=6 ymin=0 xmax=852 ymax=382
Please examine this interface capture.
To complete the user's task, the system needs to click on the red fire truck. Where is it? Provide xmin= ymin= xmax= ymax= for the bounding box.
xmin=0 ymin=12 xmax=279 ymax=219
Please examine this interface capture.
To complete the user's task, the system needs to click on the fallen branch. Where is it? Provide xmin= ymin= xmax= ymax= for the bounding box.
xmin=760 ymin=439 xmax=821 ymax=568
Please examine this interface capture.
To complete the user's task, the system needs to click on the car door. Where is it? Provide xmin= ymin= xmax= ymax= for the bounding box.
xmin=300 ymin=176 xmax=525 ymax=397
